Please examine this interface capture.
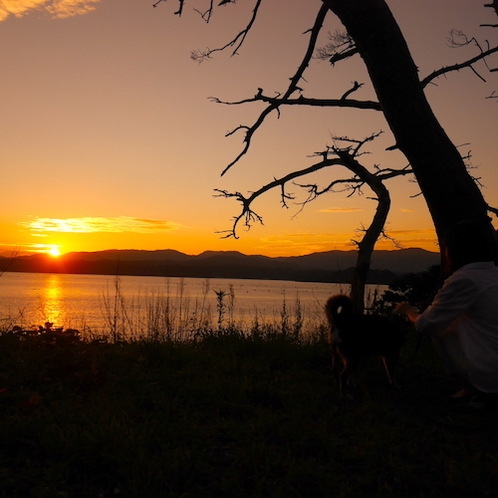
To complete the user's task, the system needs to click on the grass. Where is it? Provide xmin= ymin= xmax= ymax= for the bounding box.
xmin=0 ymin=328 xmax=497 ymax=497
xmin=98 ymin=277 xmax=324 ymax=343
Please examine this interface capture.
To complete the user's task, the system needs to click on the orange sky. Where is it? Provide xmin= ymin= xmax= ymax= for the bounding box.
xmin=1 ymin=0 xmax=497 ymax=257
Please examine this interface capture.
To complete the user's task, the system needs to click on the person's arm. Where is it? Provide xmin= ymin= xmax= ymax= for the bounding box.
xmin=394 ymin=302 xmax=419 ymax=324
xmin=398 ymin=276 xmax=479 ymax=337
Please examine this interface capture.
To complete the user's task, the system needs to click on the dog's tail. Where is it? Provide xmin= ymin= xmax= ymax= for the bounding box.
xmin=325 ymin=294 xmax=354 ymax=345
xmin=325 ymin=294 xmax=354 ymax=322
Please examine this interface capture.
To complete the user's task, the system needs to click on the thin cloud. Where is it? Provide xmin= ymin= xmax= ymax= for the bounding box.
xmin=318 ymin=207 xmax=362 ymax=213
xmin=0 ymin=0 xmax=99 ymax=21
xmin=258 ymin=238 xmax=329 ymax=256
xmin=257 ymin=226 xmax=440 ymax=255
xmin=387 ymin=228 xmax=435 ymax=237
xmin=381 ymin=228 xmax=438 ymax=247
xmin=269 ymin=232 xmax=317 ymax=238
xmin=258 ymin=232 xmax=357 ymax=255
xmin=0 ymin=242 xmax=56 ymax=256
xmin=20 ymin=216 xmax=183 ymax=234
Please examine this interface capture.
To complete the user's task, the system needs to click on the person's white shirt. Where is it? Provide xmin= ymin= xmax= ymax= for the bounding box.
xmin=415 ymin=261 xmax=498 ymax=393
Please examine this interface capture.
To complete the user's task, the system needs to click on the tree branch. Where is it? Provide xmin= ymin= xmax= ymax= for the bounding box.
xmin=220 ymin=3 xmax=330 ymax=176
xmin=153 ymin=0 xmax=184 ymax=16
xmin=484 ymin=0 xmax=498 ymax=18
xmin=193 ymin=0 xmax=215 ymax=22
xmin=191 ymin=0 xmax=262 ymax=61
xmin=214 ymin=133 xmax=413 ymax=239
xmin=488 ymin=204 xmax=498 ymax=217
xmin=422 ymin=47 xmax=498 ymax=85
xmin=210 ymin=92 xmax=382 ymax=111
xmin=214 ymin=156 xmax=345 ymax=238
xmin=421 ymin=32 xmax=498 ymax=87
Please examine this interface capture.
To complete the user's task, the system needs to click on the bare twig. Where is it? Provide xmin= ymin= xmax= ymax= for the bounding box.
xmin=315 ymin=30 xmax=358 ymax=64
xmin=219 ymin=3 xmax=329 ymax=176
xmin=0 ymin=249 xmax=19 ymax=278
xmin=153 ymin=0 xmax=184 ymax=16
xmin=191 ymin=0 xmax=262 ymax=61
xmin=194 ymin=0 xmax=215 ymax=22
xmin=421 ymin=35 xmax=498 ymax=87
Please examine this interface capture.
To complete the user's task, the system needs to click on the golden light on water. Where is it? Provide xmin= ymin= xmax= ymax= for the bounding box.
xmin=42 ymin=274 xmax=63 ymax=325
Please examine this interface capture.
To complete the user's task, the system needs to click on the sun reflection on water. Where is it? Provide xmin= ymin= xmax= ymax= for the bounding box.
xmin=39 ymin=274 xmax=64 ymax=326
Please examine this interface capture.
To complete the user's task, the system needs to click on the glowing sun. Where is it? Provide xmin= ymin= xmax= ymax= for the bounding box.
xmin=48 ymin=246 xmax=61 ymax=257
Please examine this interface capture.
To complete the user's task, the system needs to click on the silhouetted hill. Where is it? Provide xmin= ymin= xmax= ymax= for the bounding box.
xmin=281 ymin=248 xmax=440 ymax=275
xmin=0 ymin=248 xmax=440 ymax=284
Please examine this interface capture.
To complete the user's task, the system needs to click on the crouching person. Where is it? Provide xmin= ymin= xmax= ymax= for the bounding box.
xmin=396 ymin=220 xmax=498 ymax=408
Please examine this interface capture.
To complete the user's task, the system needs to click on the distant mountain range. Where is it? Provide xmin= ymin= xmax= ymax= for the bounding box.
xmin=0 ymin=248 xmax=440 ymax=284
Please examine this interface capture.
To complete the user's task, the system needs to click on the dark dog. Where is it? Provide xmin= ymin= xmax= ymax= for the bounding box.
xmin=325 ymin=294 xmax=405 ymax=395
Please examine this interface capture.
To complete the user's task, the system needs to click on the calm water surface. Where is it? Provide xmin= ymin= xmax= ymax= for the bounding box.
xmin=0 ymin=272 xmax=383 ymax=337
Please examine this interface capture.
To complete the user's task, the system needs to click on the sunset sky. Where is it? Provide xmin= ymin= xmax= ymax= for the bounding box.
xmin=1 ymin=0 xmax=497 ymax=257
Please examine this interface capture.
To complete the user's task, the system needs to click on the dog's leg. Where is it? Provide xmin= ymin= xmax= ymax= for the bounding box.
xmin=382 ymin=353 xmax=399 ymax=388
xmin=330 ymin=345 xmax=341 ymax=383
xmin=340 ymin=355 xmax=361 ymax=396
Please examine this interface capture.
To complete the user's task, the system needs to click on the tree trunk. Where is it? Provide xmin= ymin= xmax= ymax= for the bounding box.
xmin=350 ymin=184 xmax=390 ymax=314
xmin=325 ymin=0 xmax=491 ymax=250
xmin=335 ymin=150 xmax=391 ymax=313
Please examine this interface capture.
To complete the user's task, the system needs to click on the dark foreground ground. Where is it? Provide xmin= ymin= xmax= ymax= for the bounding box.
xmin=0 ymin=330 xmax=497 ymax=497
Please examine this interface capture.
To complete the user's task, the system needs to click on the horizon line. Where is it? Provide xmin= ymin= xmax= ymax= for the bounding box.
xmin=0 ymin=246 xmax=441 ymax=259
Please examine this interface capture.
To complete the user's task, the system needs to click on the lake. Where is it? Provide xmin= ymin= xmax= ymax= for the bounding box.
xmin=0 ymin=272 xmax=386 ymax=340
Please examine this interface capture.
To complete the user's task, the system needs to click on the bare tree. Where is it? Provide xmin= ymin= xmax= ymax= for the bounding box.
xmin=323 ymin=0 xmax=496 ymax=245
xmin=156 ymin=0 xmax=498 ymax=309
xmin=215 ymin=131 xmax=411 ymax=312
